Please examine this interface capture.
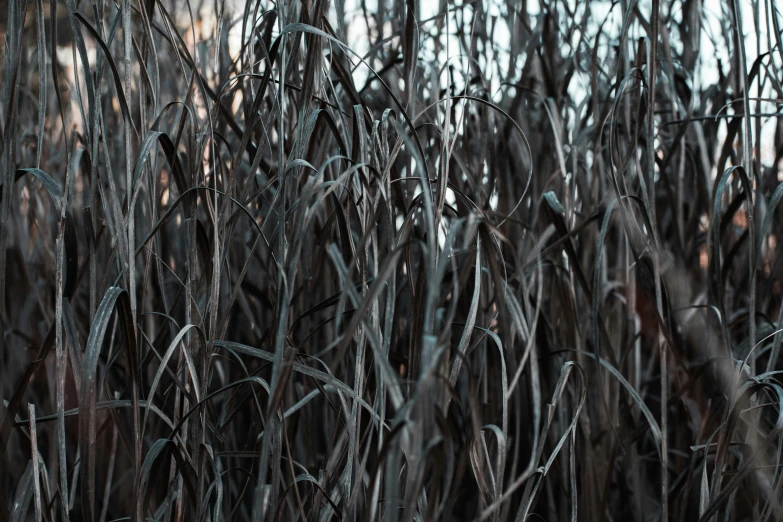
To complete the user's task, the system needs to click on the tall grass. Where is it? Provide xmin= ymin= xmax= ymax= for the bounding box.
xmin=2 ymin=0 xmax=783 ymax=520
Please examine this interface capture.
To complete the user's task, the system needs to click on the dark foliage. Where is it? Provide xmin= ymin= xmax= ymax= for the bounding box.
xmin=2 ymin=0 xmax=783 ymax=520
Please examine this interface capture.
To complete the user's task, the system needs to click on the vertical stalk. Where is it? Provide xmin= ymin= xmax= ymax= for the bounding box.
xmin=646 ymin=1 xmax=668 ymax=519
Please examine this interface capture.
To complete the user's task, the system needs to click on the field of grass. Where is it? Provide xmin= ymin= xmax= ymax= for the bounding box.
xmin=1 ymin=0 xmax=783 ymax=520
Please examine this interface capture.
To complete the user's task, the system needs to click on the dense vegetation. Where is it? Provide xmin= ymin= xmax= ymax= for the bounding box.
xmin=2 ymin=0 xmax=783 ymax=520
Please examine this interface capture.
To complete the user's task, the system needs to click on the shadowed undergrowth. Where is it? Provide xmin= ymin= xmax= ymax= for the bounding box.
xmin=2 ymin=0 xmax=783 ymax=520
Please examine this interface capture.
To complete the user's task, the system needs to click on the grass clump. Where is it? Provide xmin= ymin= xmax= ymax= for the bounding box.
xmin=2 ymin=0 xmax=783 ymax=520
